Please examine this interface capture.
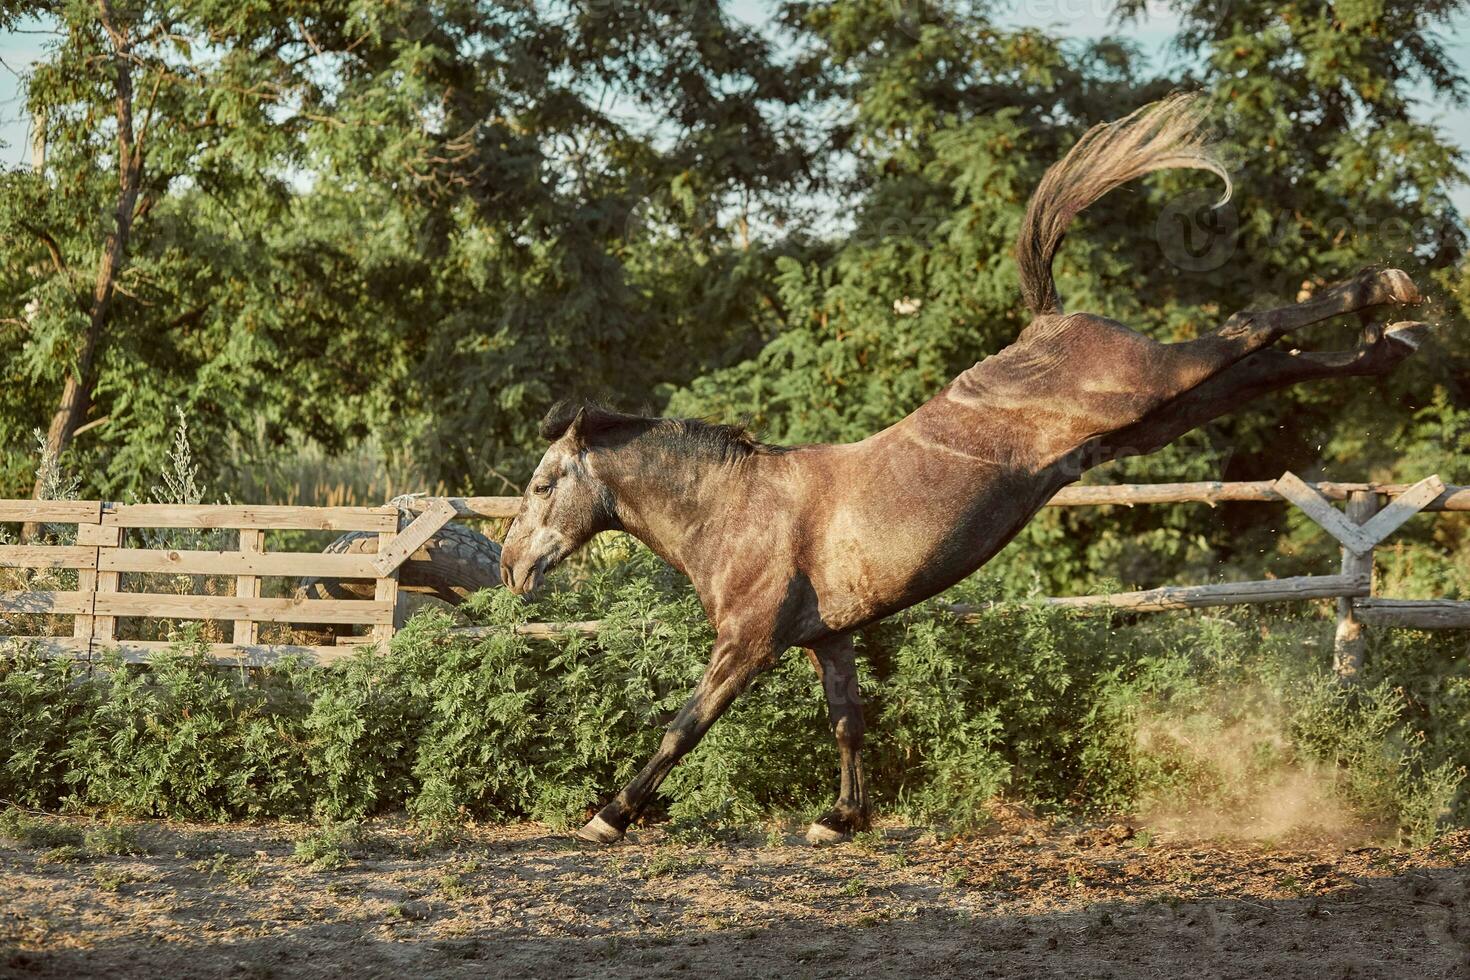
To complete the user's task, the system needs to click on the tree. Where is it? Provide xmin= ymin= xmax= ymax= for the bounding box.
xmin=1 ymin=1 xmax=817 ymax=497
xmin=668 ymin=0 xmax=1468 ymax=592
xmin=1 ymin=1 xmax=356 ymax=496
xmin=2 ymin=0 xmax=1464 ymax=600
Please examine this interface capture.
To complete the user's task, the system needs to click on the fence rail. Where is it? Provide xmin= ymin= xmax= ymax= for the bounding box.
xmin=1 ymin=471 xmax=1465 ymax=676
xmin=946 ymin=573 xmax=1372 ymax=618
xmin=406 ymin=479 xmax=1470 ymax=520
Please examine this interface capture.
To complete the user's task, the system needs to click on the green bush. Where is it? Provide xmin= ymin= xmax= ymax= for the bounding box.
xmin=1 ymin=548 xmax=1465 ymax=842
xmin=58 ymin=635 xmax=313 ymax=821
xmin=0 ymin=650 xmax=96 ymax=808
xmin=293 ymin=820 xmax=374 ymax=870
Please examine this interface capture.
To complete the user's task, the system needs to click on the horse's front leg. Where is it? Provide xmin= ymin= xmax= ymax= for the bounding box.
xmin=803 ymin=635 xmax=870 ymax=844
xmin=577 ymin=630 xmax=778 ymax=844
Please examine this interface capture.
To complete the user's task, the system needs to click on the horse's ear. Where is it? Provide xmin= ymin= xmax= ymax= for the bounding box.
xmin=565 ymin=406 xmax=590 ymax=450
xmin=540 ymin=399 xmax=628 ymax=446
xmin=539 ymin=399 xmax=589 ymax=443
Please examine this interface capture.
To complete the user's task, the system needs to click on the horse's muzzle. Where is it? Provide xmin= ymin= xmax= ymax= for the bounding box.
xmin=501 ymin=553 xmax=548 ymax=596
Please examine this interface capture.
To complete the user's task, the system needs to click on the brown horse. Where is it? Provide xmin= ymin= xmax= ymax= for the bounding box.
xmin=499 ymin=96 xmax=1429 ymax=845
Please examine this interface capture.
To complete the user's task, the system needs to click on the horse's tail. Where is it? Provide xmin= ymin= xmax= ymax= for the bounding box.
xmin=1015 ymin=93 xmax=1232 ymax=317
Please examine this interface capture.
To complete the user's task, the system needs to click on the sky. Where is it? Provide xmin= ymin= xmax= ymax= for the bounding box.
xmin=1 ymin=2 xmax=1467 ymax=215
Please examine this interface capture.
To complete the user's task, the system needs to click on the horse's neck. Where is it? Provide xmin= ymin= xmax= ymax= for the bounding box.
xmin=599 ymin=448 xmax=727 ymax=577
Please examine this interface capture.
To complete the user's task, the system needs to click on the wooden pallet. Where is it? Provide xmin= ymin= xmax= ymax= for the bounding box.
xmin=0 ymin=499 xmax=456 ymax=665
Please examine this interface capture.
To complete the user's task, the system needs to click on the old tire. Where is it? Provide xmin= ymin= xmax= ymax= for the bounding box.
xmin=296 ymin=522 xmax=503 ymax=606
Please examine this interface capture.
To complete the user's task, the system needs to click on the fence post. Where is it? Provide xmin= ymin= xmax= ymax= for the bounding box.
xmin=232 ymin=528 xmax=265 ymax=647
xmin=76 ymin=517 xmax=122 ymax=656
xmin=1334 ymin=489 xmax=1381 ymax=682
xmin=71 ymin=514 xmax=102 ymax=663
xmin=372 ymin=512 xmax=402 ymax=648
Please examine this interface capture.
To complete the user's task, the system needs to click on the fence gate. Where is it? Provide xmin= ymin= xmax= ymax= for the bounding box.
xmin=0 ymin=500 xmax=454 ymax=665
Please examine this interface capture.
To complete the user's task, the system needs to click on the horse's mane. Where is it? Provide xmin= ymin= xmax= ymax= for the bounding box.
xmin=539 ymin=400 xmax=786 ymax=464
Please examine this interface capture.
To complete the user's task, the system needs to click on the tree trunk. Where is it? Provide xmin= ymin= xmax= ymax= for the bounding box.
xmin=30 ymin=108 xmax=45 ymax=171
xmin=29 ymin=0 xmax=143 ymax=516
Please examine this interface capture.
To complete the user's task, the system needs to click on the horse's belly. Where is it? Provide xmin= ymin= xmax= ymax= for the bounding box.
xmin=809 ymin=486 xmax=1029 ymax=631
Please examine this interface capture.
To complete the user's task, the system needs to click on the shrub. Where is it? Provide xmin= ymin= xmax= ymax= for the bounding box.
xmin=61 ymin=638 xmax=313 ymax=820
xmin=293 ymin=820 xmax=374 ymax=870
xmin=0 ymin=546 xmax=1465 ymax=841
xmin=0 ymin=649 xmax=96 ymax=807
xmin=83 ymin=823 xmax=143 ymax=857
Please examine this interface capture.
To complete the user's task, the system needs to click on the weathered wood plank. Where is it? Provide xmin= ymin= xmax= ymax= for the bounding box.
xmin=423 ymin=499 xmax=520 ymax=520
xmin=1424 ymin=486 xmax=1470 ymax=512
xmin=77 ymin=523 xmax=122 ymax=643
xmin=75 ymin=522 xmax=118 ymax=547
xmin=409 ymin=496 xmax=521 ymax=520
xmin=101 ymin=504 xmax=397 ymax=531
xmin=1044 ymin=479 xmax=1470 ymax=511
xmin=425 ymin=483 xmax=1470 ymax=516
xmin=1357 ymin=475 xmax=1445 ymax=547
xmin=0 ymin=500 xmax=103 ymax=523
xmin=73 ymin=524 xmax=102 ymax=651
xmin=1273 ymin=472 xmax=1377 ymax=555
xmin=446 ymin=485 xmax=1470 ymax=517
xmin=948 ymin=574 xmax=1369 ymax=618
xmin=3 ymin=483 xmax=1462 ymax=533
xmin=371 ymin=498 xmax=457 ymax=576
xmin=0 ymin=545 xmax=97 ymax=570
xmin=92 ymin=593 xmax=393 ymax=625
xmin=453 ymin=575 xmax=1372 ymax=637
xmin=0 ymin=591 xmax=96 ymax=614
xmin=98 ymin=549 xmax=378 ymax=577
xmin=1352 ymin=599 xmax=1470 ymax=629
xmin=359 ymin=483 xmax=1470 ymax=517
xmin=372 ymin=517 xmax=402 ymax=645
xmin=94 ymin=640 xmax=364 ymax=666
xmin=0 ymin=636 xmax=91 ymax=659
xmin=232 ymin=529 xmax=266 ymax=646
xmin=1048 ymin=482 xmax=1273 ymax=507
xmin=445 ymin=482 xmax=1458 ymax=517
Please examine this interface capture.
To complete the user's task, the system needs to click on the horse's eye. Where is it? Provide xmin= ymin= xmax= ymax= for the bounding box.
xmin=533 ymin=482 xmax=553 ymax=497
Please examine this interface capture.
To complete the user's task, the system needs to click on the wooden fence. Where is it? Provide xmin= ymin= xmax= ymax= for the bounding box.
xmin=2 ymin=472 xmax=1466 ymax=677
xmin=0 ymin=499 xmax=455 ymax=665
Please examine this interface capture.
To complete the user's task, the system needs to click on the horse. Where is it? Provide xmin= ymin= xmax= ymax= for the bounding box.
xmin=499 ymin=95 xmax=1429 ymax=845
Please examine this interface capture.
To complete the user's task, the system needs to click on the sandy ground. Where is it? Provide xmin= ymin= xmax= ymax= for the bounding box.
xmin=2 ymin=813 xmax=1467 ymax=979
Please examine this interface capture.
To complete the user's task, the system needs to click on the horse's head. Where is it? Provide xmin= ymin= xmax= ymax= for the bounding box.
xmin=502 ymin=400 xmax=773 ymax=595
xmin=501 ymin=403 xmax=618 ymax=596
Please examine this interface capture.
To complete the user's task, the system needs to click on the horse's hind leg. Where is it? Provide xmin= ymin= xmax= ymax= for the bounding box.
xmin=1151 ymin=267 xmax=1421 ymax=395
xmin=1090 ymin=320 xmax=1432 ymax=466
xmin=804 ymin=635 xmax=870 ymax=844
xmin=1016 ymin=268 xmax=1420 ymax=459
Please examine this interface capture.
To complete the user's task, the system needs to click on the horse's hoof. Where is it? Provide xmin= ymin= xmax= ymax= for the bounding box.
xmin=1385 ymin=320 xmax=1432 ymax=350
xmin=805 ymin=821 xmax=850 ymax=845
xmin=1379 ymin=269 xmax=1420 ymax=305
xmin=575 ymin=814 xmax=625 ymax=844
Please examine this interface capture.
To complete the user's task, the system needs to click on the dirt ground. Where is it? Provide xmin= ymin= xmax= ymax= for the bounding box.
xmin=2 ymin=812 xmax=1467 ymax=979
